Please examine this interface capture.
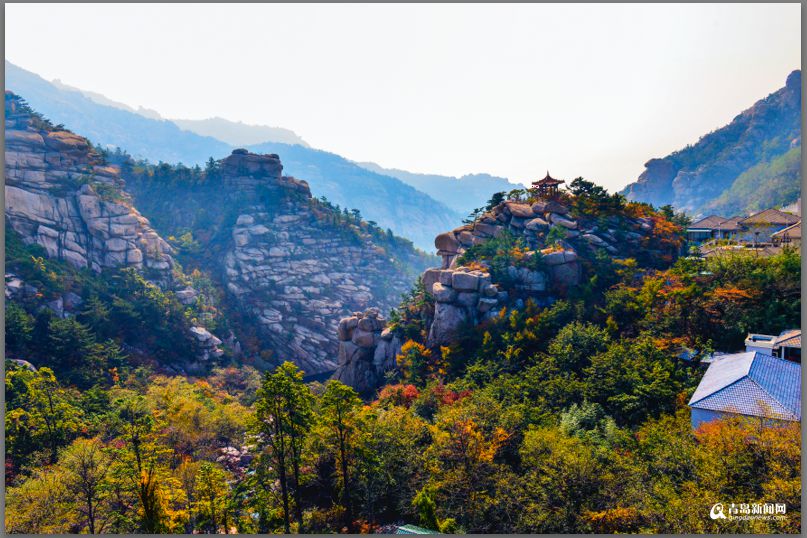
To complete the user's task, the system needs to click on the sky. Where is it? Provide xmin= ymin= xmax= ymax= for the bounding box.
xmin=5 ymin=3 xmax=801 ymax=191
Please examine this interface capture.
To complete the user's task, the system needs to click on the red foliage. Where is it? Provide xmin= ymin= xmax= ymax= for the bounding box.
xmin=377 ymin=383 xmax=420 ymax=408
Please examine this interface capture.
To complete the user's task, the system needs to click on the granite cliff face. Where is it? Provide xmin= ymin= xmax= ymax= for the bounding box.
xmin=4 ymin=92 xmax=176 ymax=285
xmin=7 ymin=61 xmax=462 ymax=251
xmin=5 ymin=92 xmax=432 ymax=376
xmin=215 ymin=150 xmax=430 ymax=373
xmin=622 ymin=70 xmax=801 ymax=216
xmin=121 ymin=149 xmax=434 ymax=375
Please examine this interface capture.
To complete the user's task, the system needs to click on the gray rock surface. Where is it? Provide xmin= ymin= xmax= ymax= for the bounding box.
xmin=332 ymin=309 xmax=401 ymax=393
xmin=4 ymin=95 xmax=176 ymax=286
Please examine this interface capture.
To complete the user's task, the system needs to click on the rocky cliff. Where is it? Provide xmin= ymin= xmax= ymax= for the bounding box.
xmin=622 ymin=70 xmax=801 ymax=216
xmin=4 ymin=91 xmax=176 ymax=286
xmin=332 ymin=193 xmax=678 ymax=393
xmin=121 ymin=149 xmax=435 ymax=375
xmin=5 ymin=93 xmax=433 ymax=376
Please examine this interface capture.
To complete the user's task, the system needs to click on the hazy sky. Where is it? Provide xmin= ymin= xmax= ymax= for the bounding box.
xmin=5 ymin=4 xmax=801 ymax=190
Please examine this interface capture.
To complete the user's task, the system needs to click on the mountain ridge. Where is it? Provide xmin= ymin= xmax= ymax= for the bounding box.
xmin=5 ymin=61 xmax=462 ymax=250
xmin=356 ymin=161 xmax=520 ymax=216
xmin=621 ymin=69 xmax=801 ymax=217
xmin=4 ymin=92 xmax=435 ymax=375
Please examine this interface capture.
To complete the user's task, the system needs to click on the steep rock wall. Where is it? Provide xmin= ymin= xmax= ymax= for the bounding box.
xmin=123 ymin=149 xmax=433 ymax=375
xmin=4 ymin=92 xmax=175 ymax=286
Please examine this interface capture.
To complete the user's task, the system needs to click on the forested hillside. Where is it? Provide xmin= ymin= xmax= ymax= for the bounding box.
xmin=623 ymin=70 xmax=801 ymax=217
xmin=6 ymin=172 xmax=801 ymax=533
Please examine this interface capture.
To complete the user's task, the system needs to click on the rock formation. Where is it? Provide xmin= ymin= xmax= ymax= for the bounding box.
xmin=421 ymin=266 xmax=505 ymax=346
xmin=4 ymin=92 xmax=225 ymax=367
xmin=420 ymin=197 xmax=669 ymax=348
xmin=4 ymin=92 xmax=176 ymax=286
xmin=120 ymin=146 xmax=433 ymax=375
xmin=216 ymin=150 xmax=430 ymax=374
xmin=332 ymin=308 xmax=401 ymax=394
xmin=329 ymin=193 xmax=675 ymax=392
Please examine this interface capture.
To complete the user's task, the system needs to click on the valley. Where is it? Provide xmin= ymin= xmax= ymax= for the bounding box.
xmin=4 ymin=65 xmax=801 ymax=535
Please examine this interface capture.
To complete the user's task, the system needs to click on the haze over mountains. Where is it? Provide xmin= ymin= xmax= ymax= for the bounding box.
xmin=356 ymin=162 xmax=519 ymax=216
xmin=7 ymin=60 xmax=801 ymax=247
xmin=7 ymin=61 xmax=514 ymax=249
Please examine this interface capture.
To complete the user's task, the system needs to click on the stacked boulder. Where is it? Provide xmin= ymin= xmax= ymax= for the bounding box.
xmin=332 ymin=308 xmax=402 ymax=394
xmin=421 ymin=267 xmax=505 ymax=346
xmin=189 ymin=326 xmax=225 ymax=362
xmin=434 ymin=200 xmax=582 ymax=287
xmin=433 ymin=198 xmax=657 ymax=288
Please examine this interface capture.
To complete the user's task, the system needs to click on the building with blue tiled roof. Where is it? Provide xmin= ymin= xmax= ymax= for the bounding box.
xmin=688 ymin=351 xmax=801 ymax=429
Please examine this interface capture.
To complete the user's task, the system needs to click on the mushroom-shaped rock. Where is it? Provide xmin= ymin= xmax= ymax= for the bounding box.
xmin=435 ymin=232 xmax=460 ymax=253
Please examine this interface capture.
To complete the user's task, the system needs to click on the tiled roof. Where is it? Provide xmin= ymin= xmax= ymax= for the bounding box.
xmin=739 ymin=208 xmax=800 ymax=227
xmin=715 ymin=216 xmax=743 ymax=231
xmin=688 ymin=352 xmax=801 ymax=421
xmin=771 ymin=221 xmax=801 ymax=240
xmin=688 ymin=215 xmax=728 ymax=230
xmin=775 ymin=329 xmax=801 ymax=349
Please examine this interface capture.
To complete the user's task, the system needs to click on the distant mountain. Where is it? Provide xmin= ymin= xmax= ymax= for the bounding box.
xmin=173 ymin=117 xmax=309 ymax=147
xmin=5 ymin=61 xmax=462 ymax=250
xmin=51 ymin=78 xmax=164 ymax=119
xmin=247 ymin=142 xmax=464 ymax=249
xmin=5 ymin=61 xmax=231 ymax=164
xmin=357 ymin=162 xmax=519 ymax=217
xmin=622 ymin=70 xmax=801 ymax=217
xmin=50 ymin=74 xmax=310 ymax=146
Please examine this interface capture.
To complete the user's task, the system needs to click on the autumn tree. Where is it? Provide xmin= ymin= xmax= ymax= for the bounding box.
xmin=317 ymin=380 xmax=365 ymax=531
xmin=253 ymin=361 xmax=314 ymax=533
xmin=60 ymin=437 xmax=113 ymax=534
xmin=194 ymin=461 xmax=231 ymax=533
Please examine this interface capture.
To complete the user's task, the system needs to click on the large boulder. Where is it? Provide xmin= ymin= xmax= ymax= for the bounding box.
xmin=504 ymin=202 xmax=536 ymax=218
xmin=451 ymin=271 xmax=480 ymax=291
xmin=428 ymin=302 xmax=468 ymax=346
xmin=432 ymin=282 xmax=458 ymax=303
xmin=435 ymin=232 xmax=460 ymax=253
xmin=332 ymin=308 xmax=402 ymax=394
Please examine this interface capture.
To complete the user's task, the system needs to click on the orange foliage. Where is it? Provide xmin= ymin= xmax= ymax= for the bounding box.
xmin=585 ymin=507 xmax=641 ymax=533
xmin=711 ymin=286 xmax=759 ymax=301
xmin=377 ymin=384 xmax=420 ymax=408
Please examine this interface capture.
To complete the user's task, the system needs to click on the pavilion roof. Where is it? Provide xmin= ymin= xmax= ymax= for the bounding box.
xmin=533 ymin=171 xmax=565 ymax=186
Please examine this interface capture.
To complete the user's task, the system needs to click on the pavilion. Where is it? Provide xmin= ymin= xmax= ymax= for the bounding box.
xmin=532 ymin=171 xmax=565 ymax=197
